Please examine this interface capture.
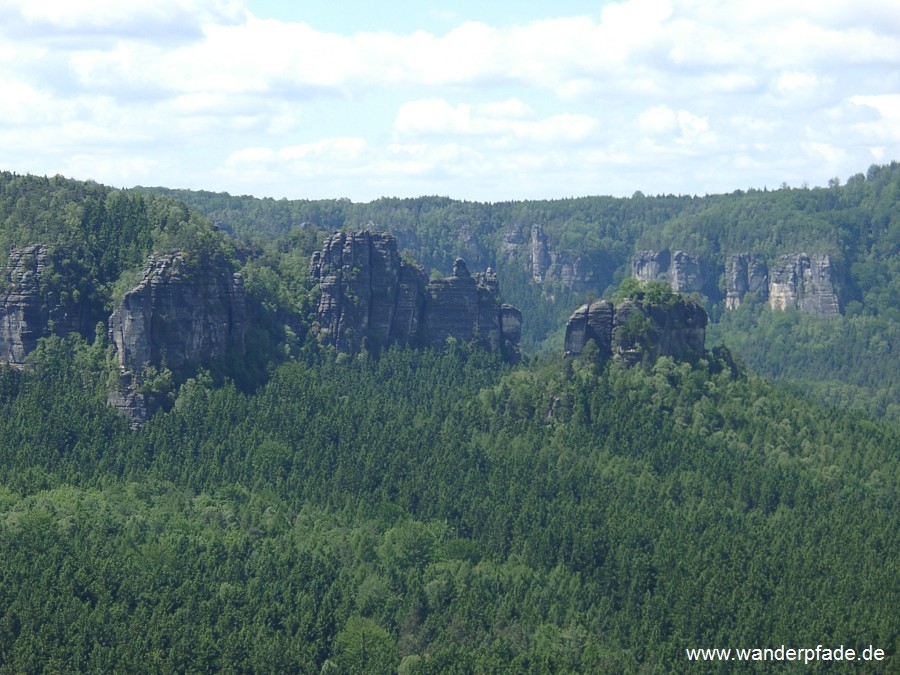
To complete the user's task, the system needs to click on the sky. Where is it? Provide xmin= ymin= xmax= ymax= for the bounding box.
xmin=1 ymin=0 xmax=898 ymax=202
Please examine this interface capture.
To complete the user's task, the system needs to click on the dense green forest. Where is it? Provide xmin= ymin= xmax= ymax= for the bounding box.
xmin=1 ymin=335 xmax=897 ymax=672
xmin=0 ymin=167 xmax=898 ymax=672
xmin=138 ymin=163 xmax=900 ymax=420
xmin=0 ymin=172 xmax=238 ymax=332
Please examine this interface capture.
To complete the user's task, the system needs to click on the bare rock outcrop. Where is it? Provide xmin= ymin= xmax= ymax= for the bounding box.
xmin=310 ymin=231 xmax=521 ymax=356
xmin=0 ymin=245 xmax=92 ymax=366
xmin=0 ymin=245 xmax=51 ymax=366
xmin=310 ymin=231 xmax=427 ymax=352
xmin=502 ymin=225 xmax=606 ymax=293
xmin=564 ymin=295 xmax=707 ymax=364
xmin=424 ymin=259 xmax=519 ymax=350
xmin=768 ymin=254 xmax=841 ymax=316
xmin=638 ymin=249 xmax=841 ymax=317
xmin=108 ymin=252 xmax=247 ymax=425
xmin=632 ymin=249 xmax=712 ymax=294
xmin=725 ymin=254 xmax=769 ymax=310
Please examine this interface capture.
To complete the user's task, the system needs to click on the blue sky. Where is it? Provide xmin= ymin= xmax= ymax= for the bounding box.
xmin=244 ymin=1 xmax=607 ymax=33
xmin=1 ymin=0 xmax=898 ymax=201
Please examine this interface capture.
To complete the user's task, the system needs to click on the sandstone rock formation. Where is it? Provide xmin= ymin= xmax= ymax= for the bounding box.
xmin=632 ymin=250 xmax=712 ymax=294
xmin=767 ymin=254 xmax=841 ymax=316
xmin=0 ymin=245 xmax=51 ymax=366
xmin=725 ymin=253 xmax=769 ymax=310
xmin=108 ymin=252 xmax=247 ymax=425
xmin=637 ymin=248 xmax=841 ymax=316
xmin=310 ymin=231 xmax=520 ymax=355
xmin=0 ymin=245 xmax=91 ymax=366
xmin=503 ymin=225 xmax=605 ymax=293
xmin=564 ymin=295 xmax=707 ymax=365
xmin=424 ymin=259 xmax=521 ymax=351
xmin=310 ymin=231 xmax=426 ymax=352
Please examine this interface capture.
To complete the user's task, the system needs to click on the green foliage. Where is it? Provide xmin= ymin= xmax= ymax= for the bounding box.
xmin=615 ymin=308 xmax=655 ymax=355
xmin=0 ymin=172 xmax=238 ymax=336
xmin=641 ymin=279 xmax=679 ymax=307
xmin=164 ymin=162 xmax=900 ymax=418
xmin=0 ymin=166 xmax=898 ymax=671
xmin=0 ymin=338 xmax=896 ymax=671
xmin=613 ymin=276 xmax=643 ymax=301
xmin=332 ymin=616 xmax=399 ymax=674
xmin=709 ymin=300 xmax=900 ymax=421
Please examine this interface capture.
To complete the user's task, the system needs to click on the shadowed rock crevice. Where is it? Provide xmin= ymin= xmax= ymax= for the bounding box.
xmin=310 ymin=231 xmax=521 ymax=357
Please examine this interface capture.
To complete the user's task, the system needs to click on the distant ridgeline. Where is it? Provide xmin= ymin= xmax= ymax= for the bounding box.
xmin=3 ymin=164 xmax=899 ymax=423
xmin=139 ymin=163 xmax=900 ymax=326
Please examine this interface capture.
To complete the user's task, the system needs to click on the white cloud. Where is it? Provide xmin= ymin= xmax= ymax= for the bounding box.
xmin=394 ymin=98 xmax=598 ymax=144
xmin=638 ymin=105 xmax=678 ymax=134
xmin=850 ymin=94 xmax=900 ymax=120
xmin=849 ymin=95 xmax=900 ymax=144
xmin=636 ymin=106 xmax=714 ymax=147
xmin=776 ymin=71 xmax=819 ymax=94
xmin=10 ymin=0 xmax=243 ymax=36
xmin=279 ymin=137 xmax=368 ymax=162
xmin=0 ymin=0 xmax=898 ymax=199
xmin=0 ymin=78 xmax=54 ymax=124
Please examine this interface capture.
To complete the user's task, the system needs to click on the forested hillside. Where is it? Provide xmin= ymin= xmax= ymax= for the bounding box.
xmin=140 ymin=163 xmax=900 ymax=420
xmin=0 ymin=167 xmax=897 ymax=672
xmin=0 ymin=172 xmax=237 ymax=325
xmin=1 ymin=336 xmax=897 ymax=672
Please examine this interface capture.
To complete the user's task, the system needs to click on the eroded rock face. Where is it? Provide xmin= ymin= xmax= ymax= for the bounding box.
xmin=502 ymin=224 xmax=606 ymax=293
xmin=632 ymin=250 xmax=670 ymax=285
xmin=638 ymin=248 xmax=842 ymax=316
xmin=310 ymin=231 xmax=427 ymax=352
xmin=108 ymin=252 xmax=247 ymax=425
xmin=0 ymin=245 xmax=50 ymax=366
xmin=632 ymin=249 xmax=712 ymax=294
xmin=0 ymin=245 xmax=92 ymax=366
xmin=424 ymin=259 xmax=510 ymax=350
xmin=564 ymin=296 xmax=707 ymax=364
xmin=768 ymin=254 xmax=841 ymax=316
xmin=500 ymin=304 xmax=523 ymax=344
xmin=564 ymin=299 xmax=614 ymax=357
xmin=530 ymin=225 xmax=552 ymax=283
xmin=310 ymin=232 xmax=520 ymax=355
xmin=726 ymin=254 xmax=769 ymax=310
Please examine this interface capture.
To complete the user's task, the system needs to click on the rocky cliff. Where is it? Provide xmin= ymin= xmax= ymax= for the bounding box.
xmin=424 ymin=259 xmax=522 ymax=351
xmin=0 ymin=244 xmax=92 ymax=366
xmin=310 ymin=231 xmax=521 ymax=355
xmin=632 ymin=249 xmax=713 ymax=294
xmin=564 ymin=295 xmax=707 ymax=365
xmin=0 ymin=245 xmax=51 ymax=366
xmin=636 ymin=249 xmax=842 ymax=316
xmin=108 ymin=252 xmax=247 ymax=425
xmin=725 ymin=254 xmax=769 ymax=309
xmin=310 ymin=230 xmax=425 ymax=352
xmin=767 ymin=254 xmax=841 ymax=316
xmin=503 ymin=225 xmax=606 ymax=293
